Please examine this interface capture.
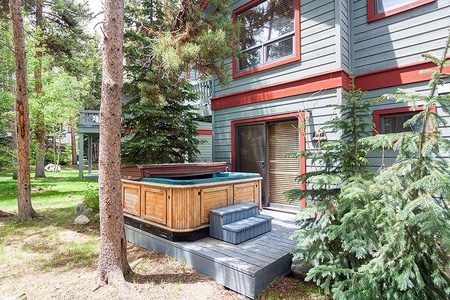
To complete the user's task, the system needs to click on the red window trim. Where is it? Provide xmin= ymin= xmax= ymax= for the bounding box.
xmin=373 ymin=104 xmax=436 ymax=134
xmin=367 ymin=0 xmax=436 ymax=23
xmin=232 ymin=0 xmax=301 ymax=79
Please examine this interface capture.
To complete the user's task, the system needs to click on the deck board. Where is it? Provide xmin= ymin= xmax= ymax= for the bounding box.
xmin=125 ymin=209 xmax=298 ymax=299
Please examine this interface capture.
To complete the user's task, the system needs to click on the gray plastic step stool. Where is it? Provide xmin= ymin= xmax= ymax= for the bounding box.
xmin=209 ymin=203 xmax=273 ymax=244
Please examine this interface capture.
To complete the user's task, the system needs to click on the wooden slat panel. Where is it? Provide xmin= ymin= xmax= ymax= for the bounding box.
xmin=233 ymin=182 xmax=257 ymax=205
xmin=142 ymin=187 xmax=167 ymax=225
xmin=122 ymin=184 xmax=141 ymax=216
xmin=171 ymin=188 xmax=196 ymax=229
xmin=200 ymin=186 xmax=232 ymax=224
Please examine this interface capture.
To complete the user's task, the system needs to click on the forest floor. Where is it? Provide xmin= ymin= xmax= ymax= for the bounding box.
xmin=0 ymin=169 xmax=328 ymax=300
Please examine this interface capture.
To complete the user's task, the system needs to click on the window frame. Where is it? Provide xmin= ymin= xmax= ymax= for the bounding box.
xmin=367 ymin=0 xmax=436 ymax=23
xmin=373 ymin=105 xmax=436 ymax=135
xmin=232 ymin=0 xmax=301 ymax=79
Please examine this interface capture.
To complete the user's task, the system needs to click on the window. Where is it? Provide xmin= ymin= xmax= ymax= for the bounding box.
xmin=233 ymin=0 xmax=300 ymax=78
xmin=373 ymin=105 xmax=436 ymax=134
xmin=380 ymin=111 xmax=421 ymax=133
xmin=367 ymin=0 xmax=435 ymax=22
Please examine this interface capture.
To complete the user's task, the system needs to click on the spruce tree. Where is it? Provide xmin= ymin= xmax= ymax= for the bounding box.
xmin=287 ymin=33 xmax=450 ymax=299
xmin=121 ymin=0 xmax=240 ymax=164
xmin=353 ymin=32 xmax=450 ymax=300
xmin=285 ymin=77 xmax=379 ymax=295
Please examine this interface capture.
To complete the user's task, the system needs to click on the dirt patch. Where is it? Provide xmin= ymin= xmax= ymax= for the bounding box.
xmin=0 ymin=214 xmax=325 ymax=300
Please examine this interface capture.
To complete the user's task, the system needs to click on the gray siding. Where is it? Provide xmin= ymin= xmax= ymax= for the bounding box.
xmin=364 ymin=78 xmax=450 ymax=170
xmin=216 ymin=0 xmax=339 ymax=98
xmin=196 ymin=135 xmax=213 ymax=162
xmin=213 ymin=89 xmax=341 ymax=166
xmin=352 ymin=0 xmax=450 ymax=74
xmin=338 ymin=0 xmax=351 ymax=72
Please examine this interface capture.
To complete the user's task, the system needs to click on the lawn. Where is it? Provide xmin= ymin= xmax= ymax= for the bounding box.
xmin=0 ymin=168 xmax=327 ymax=300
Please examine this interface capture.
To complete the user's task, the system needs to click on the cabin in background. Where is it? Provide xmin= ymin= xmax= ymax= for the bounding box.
xmin=208 ymin=0 xmax=450 ymax=211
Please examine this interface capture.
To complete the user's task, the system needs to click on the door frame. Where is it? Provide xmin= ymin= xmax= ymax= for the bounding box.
xmin=231 ymin=112 xmax=307 ymax=208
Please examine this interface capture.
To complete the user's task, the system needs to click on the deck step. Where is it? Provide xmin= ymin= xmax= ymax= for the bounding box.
xmin=222 ymin=216 xmax=273 ymax=244
xmin=209 ymin=203 xmax=273 ymax=244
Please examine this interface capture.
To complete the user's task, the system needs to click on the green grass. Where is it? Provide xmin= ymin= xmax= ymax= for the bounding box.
xmin=0 ymin=168 xmax=100 ymax=275
xmin=0 ymin=168 xmax=94 ymax=213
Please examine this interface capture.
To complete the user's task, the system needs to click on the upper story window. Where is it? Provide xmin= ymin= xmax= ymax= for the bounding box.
xmin=367 ymin=0 xmax=436 ymax=22
xmin=233 ymin=0 xmax=300 ymax=78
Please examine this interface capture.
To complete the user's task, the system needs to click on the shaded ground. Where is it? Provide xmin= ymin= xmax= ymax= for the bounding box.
xmin=0 ymin=213 xmax=327 ymax=300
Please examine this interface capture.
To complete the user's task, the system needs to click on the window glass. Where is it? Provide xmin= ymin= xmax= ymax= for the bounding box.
xmin=266 ymin=37 xmax=293 ymax=62
xmin=380 ymin=112 xmax=421 ymax=133
xmin=374 ymin=0 xmax=427 ymax=14
xmin=237 ymin=0 xmax=295 ymax=71
xmin=239 ymin=48 xmax=262 ymax=70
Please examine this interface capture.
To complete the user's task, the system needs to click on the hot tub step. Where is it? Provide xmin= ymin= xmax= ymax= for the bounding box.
xmin=222 ymin=216 xmax=273 ymax=244
xmin=209 ymin=203 xmax=259 ymax=240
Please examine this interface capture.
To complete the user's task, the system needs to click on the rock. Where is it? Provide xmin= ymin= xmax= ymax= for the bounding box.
xmin=74 ymin=215 xmax=90 ymax=225
xmin=291 ymin=258 xmax=312 ymax=281
xmin=75 ymin=203 xmax=86 ymax=215
xmin=93 ymin=213 xmax=100 ymax=221
xmin=82 ymin=208 xmax=93 ymax=217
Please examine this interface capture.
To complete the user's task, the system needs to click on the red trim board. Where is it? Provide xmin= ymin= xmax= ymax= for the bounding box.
xmin=355 ymin=59 xmax=450 ymax=91
xmin=367 ymin=0 xmax=436 ymax=23
xmin=212 ymin=69 xmax=350 ymax=110
xmin=212 ymin=60 xmax=450 ymax=110
xmin=197 ymin=129 xmax=212 ymax=135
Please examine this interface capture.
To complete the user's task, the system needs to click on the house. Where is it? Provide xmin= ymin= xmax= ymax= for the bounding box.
xmin=206 ymin=0 xmax=450 ymax=211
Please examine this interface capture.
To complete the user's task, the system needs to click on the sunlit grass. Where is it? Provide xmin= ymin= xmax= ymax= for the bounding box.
xmin=0 ymin=168 xmax=94 ymax=213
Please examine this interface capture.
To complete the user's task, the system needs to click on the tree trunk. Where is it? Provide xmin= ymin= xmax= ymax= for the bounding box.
xmin=70 ymin=116 xmax=77 ymax=165
xmin=10 ymin=102 xmax=18 ymax=180
xmin=10 ymin=0 xmax=37 ymax=221
xmin=34 ymin=1 xmax=46 ymax=178
xmin=97 ymin=0 xmax=130 ymax=286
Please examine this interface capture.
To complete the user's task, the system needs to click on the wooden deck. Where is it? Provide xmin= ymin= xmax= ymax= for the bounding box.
xmin=125 ymin=209 xmax=298 ymax=299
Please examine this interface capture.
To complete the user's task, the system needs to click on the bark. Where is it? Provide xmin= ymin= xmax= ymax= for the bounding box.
xmin=70 ymin=116 xmax=77 ymax=165
xmin=34 ymin=1 xmax=46 ymax=178
xmin=10 ymin=102 xmax=18 ymax=179
xmin=10 ymin=0 xmax=37 ymax=221
xmin=97 ymin=0 xmax=130 ymax=286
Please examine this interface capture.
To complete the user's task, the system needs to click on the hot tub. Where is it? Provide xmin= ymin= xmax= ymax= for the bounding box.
xmin=121 ymin=170 xmax=262 ymax=241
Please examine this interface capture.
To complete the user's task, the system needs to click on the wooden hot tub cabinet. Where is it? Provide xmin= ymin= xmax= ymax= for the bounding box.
xmin=122 ymin=174 xmax=262 ymax=241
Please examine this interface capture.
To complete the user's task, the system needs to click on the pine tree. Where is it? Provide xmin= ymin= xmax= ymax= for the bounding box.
xmin=121 ymin=84 xmax=201 ymax=164
xmin=121 ymin=0 xmax=240 ymax=164
xmin=352 ymin=31 xmax=450 ymax=300
xmin=285 ymin=77 xmax=379 ymax=295
xmin=287 ymin=33 xmax=450 ymax=299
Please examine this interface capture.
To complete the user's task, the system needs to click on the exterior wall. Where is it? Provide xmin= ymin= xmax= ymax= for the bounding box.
xmin=352 ymin=0 xmax=450 ymax=74
xmin=196 ymin=121 xmax=213 ymax=162
xmin=213 ymin=89 xmax=341 ymax=168
xmin=212 ymin=0 xmax=352 ymax=170
xmin=364 ymin=78 xmax=450 ymax=171
xmin=216 ymin=0 xmax=341 ymax=98
xmin=211 ymin=0 xmax=450 ymax=186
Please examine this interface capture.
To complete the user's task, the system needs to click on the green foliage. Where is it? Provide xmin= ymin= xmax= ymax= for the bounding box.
xmin=122 ymin=86 xmax=201 ymax=164
xmin=288 ymin=33 xmax=450 ymax=299
xmin=121 ymin=0 xmax=240 ymax=164
xmin=45 ymin=144 xmax=72 ymax=165
xmin=0 ymin=18 xmax=15 ymax=170
xmin=82 ymin=183 xmax=99 ymax=213
xmin=285 ymin=78 xmax=378 ymax=297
